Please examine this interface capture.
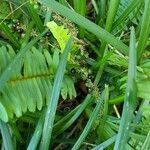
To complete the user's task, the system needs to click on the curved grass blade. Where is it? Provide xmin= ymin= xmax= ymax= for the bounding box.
xmin=100 ymin=0 xmax=120 ymax=57
xmin=91 ymin=0 xmax=98 ymax=15
xmin=141 ymin=130 xmax=150 ymax=150
xmin=22 ymin=21 xmax=34 ymax=44
xmin=72 ymin=86 xmax=108 ymax=150
xmin=44 ymin=8 xmax=52 ymax=26
xmin=27 ymin=3 xmax=44 ymax=32
xmin=0 ymin=23 xmax=20 ymax=49
xmin=92 ymin=135 xmax=117 ymax=150
xmin=137 ymin=0 xmax=150 ymax=61
xmin=112 ymin=0 xmax=144 ymax=30
xmin=0 ymin=30 xmax=47 ymax=92
xmin=39 ymin=0 xmax=128 ymax=55
xmin=53 ymin=105 xmax=80 ymax=130
xmin=27 ymin=109 xmax=45 ymax=150
xmin=73 ymin=0 xmax=86 ymax=37
xmin=39 ymin=37 xmax=73 ymax=150
xmin=105 ymin=0 xmax=120 ymax=32
xmin=53 ymin=94 xmax=92 ymax=137
xmin=0 ymin=120 xmax=14 ymax=150
xmin=114 ymin=27 xmax=137 ymax=150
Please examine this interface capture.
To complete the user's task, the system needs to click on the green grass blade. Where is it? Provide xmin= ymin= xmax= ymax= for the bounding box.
xmin=72 ymin=87 xmax=108 ymax=150
xmin=112 ymin=0 xmax=144 ymax=30
xmin=94 ymin=63 xmax=105 ymax=85
xmin=0 ymin=23 xmax=20 ymax=49
xmin=92 ymin=135 xmax=117 ymax=150
xmin=109 ymin=95 xmax=124 ymax=104
xmin=0 ymin=30 xmax=47 ymax=91
xmin=53 ymin=105 xmax=80 ymax=130
xmin=100 ymin=0 xmax=120 ymax=57
xmin=73 ymin=0 xmax=86 ymax=37
xmin=97 ymin=0 xmax=107 ymax=26
xmin=0 ymin=120 xmax=14 ymax=150
xmin=54 ymin=94 xmax=92 ymax=137
xmin=44 ymin=9 xmax=52 ymax=25
xmin=91 ymin=0 xmax=98 ymax=14
xmin=105 ymin=0 xmax=120 ymax=32
xmin=39 ymin=0 xmax=128 ymax=55
xmin=22 ymin=21 xmax=34 ymax=44
xmin=27 ymin=110 xmax=45 ymax=150
xmin=5 ymin=0 xmax=29 ymax=16
xmin=27 ymin=3 xmax=44 ymax=32
xmin=141 ymin=130 xmax=150 ymax=150
xmin=39 ymin=37 xmax=73 ymax=150
xmin=137 ymin=0 xmax=150 ymax=61
xmin=114 ymin=27 xmax=137 ymax=150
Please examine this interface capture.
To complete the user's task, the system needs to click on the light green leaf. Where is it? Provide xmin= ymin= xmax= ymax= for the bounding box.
xmin=47 ymin=21 xmax=71 ymax=52
xmin=0 ymin=102 xmax=8 ymax=122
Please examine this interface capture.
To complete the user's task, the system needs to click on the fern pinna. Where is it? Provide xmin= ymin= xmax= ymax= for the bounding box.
xmin=0 ymin=45 xmax=76 ymax=122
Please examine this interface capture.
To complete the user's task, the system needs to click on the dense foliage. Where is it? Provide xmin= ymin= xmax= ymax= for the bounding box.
xmin=0 ymin=0 xmax=150 ymax=149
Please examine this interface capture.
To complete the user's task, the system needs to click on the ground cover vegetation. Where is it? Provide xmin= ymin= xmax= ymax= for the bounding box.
xmin=0 ymin=0 xmax=150 ymax=149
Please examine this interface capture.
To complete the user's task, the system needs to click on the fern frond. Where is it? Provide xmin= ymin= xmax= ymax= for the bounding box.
xmin=0 ymin=45 xmax=76 ymax=122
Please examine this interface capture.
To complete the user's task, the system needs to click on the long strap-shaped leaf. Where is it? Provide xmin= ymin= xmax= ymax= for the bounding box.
xmin=0 ymin=120 xmax=14 ymax=150
xmin=141 ymin=130 xmax=150 ymax=150
xmin=27 ymin=109 xmax=46 ymax=150
xmin=39 ymin=37 xmax=73 ymax=150
xmin=100 ymin=0 xmax=120 ymax=57
xmin=114 ymin=27 xmax=137 ymax=150
xmin=54 ymin=94 xmax=92 ymax=137
xmin=0 ymin=23 xmax=20 ymax=49
xmin=137 ymin=0 xmax=150 ymax=61
xmin=112 ymin=0 xmax=144 ymax=30
xmin=92 ymin=135 xmax=117 ymax=150
xmin=39 ymin=0 xmax=128 ymax=55
xmin=72 ymin=86 xmax=108 ymax=150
